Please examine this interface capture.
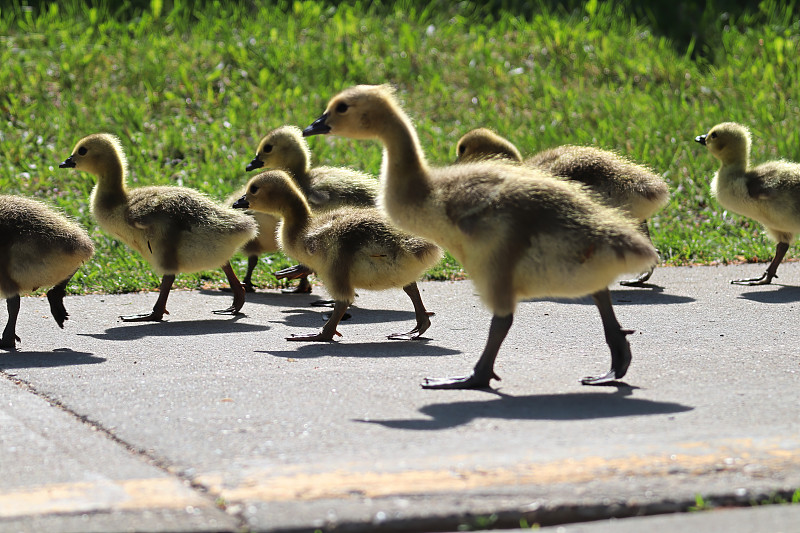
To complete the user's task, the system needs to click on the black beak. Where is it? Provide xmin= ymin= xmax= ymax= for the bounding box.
xmin=302 ymin=113 xmax=331 ymax=137
xmin=232 ymin=195 xmax=250 ymax=209
xmin=59 ymin=156 xmax=76 ymax=168
xmin=695 ymin=134 xmax=707 ymax=145
xmin=246 ymin=157 xmax=263 ymax=172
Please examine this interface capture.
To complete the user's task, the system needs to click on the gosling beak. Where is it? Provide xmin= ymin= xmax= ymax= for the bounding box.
xmin=302 ymin=113 xmax=331 ymax=137
xmin=59 ymin=156 xmax=76 ymax=168
xmin=695 ymin=134 xmax=707 ymax=145
xmin=232 ymin=195 xmax=250 ymax=209
xmin=246 ymin=157 xmax=264 ymax=172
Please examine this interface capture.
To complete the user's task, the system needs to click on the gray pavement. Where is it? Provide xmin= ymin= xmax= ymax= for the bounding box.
xmin=1 ymin=263 xmax=799 ymax=532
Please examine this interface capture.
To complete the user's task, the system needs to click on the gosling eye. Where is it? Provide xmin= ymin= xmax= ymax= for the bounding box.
xmin=78 ymin=146 xmax=88 ymax=156
xmin=262 ymin=144 xmax=273 ymax=153
xmin=335 ymin=102 xmax=349 ymax=114
xmin=710 ymin=132 xmax=717 ymax=139
xmin=458 ymin=145 xmax=466 ymax=155
xmin=249 ymin=184 xmax=259 ymax=194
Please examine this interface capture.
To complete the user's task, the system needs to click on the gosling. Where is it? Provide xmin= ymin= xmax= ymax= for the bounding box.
xmin=696 ymin=122 xmax=800 ymax=285
xmin=304 ymin=85 xmax=658 ymax=389
xmin=456 ymin=128 xmax=669 ymax=286
xmin=232 ymin=170 xmax=441 ymax=341
xmin=60 ymin=133 xmax=257 ymax=321
xmin=245 ymin=125 xmax=379 ymax=293
xmin=1 ymin=195 xmax=94 ymax=349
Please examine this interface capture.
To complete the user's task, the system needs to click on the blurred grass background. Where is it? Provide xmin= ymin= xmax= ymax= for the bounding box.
xmin=1 ymin=0 xmax=799 ymax=293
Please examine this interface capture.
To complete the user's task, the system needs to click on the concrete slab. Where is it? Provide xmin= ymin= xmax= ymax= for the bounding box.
xmin=1 ymin=263 xmax=799 ymax=531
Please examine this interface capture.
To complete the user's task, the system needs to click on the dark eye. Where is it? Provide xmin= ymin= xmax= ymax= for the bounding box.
xmin=710 ymin=132 xmax=717 ymax=139
xmin=335 ymin=102 xmax=349 ymax=113
xmin=78 ymin=146 xmax=88 ymax=156
xmin=263 ymin=144 xmax=273 ymax=153
xmin=249 ymin=185 xmax=259 ymax=194
xmin=459 ymin=145 xmax=466 ymax=154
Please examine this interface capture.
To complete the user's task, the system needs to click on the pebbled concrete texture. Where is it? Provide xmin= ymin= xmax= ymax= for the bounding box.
xmin=1 ymin=262 xmax=799 ymax=532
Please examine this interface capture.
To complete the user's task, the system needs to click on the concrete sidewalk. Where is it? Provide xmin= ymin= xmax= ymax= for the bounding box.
xmin=1 ymin=263 xmax=799 ymax=532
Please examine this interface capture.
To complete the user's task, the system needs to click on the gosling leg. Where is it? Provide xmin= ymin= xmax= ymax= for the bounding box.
xmin=120 ymin=274 xmax=174 ymax=322
xmin=581 ymin=288 xmax=634 ymax=385
xmin=46 ymin=276 xmax=72 ymax=328
xmin=388 ymin=282 xmax=434 ymax=340
xmin=1 ymin=295 xmax=21 ymax=349
xmin=287 ymin=300 xmax=348 ymax=342
xmin=213 ymin=262 xmax=246 ymax=315
xmin=422 ymin=313 xmax=512 ymax=389
xmin=620 ymin=222 xmax=656 ymax=286
xmin=241 ymin=255 xmax=259 ymax=293
xmin=731 ymin=241 xmax=789 ymax=285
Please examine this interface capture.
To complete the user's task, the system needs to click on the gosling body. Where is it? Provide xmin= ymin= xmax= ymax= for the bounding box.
xmin=233 ymin=170 xmax=441 ymax=341
xmin=305 ymin=85 xmax=658 ymax=388
xmin=696 ymin=122 xmax=800 ymax=285
xmin=60 ymin=133 xmax=257 ymax=321
xmin=456 ymin=128 xmax=669 ymax=285
xmin=1 ymin=195 xmax=94 ymax=348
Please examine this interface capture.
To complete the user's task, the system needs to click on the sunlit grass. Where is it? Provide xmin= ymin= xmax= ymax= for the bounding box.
xmin=1 ymin=0 xmax=799 ymax=294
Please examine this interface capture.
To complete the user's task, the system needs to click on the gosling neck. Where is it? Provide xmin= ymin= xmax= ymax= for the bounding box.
xmin=376 ymin=109 xmax=433 ymax=207
xmin=92 ymin=157 xmax=129 ymax=209
xmin=283 ymin=151 xmax=313 ymax=194
xmin=277 ymin=192 xmax=313 ymax=249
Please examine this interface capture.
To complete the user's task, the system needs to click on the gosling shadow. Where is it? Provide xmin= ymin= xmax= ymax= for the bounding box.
xmin=80 ymin=318 xmax=270 ymax=341
xmin=279 ymin=307 xmax=422 ymax=328
xmin=199 ymin=288 xmax=333 ymax=309
xmin=538 ymin=290 xmax=695 ymax=306
xmin=0 ymin=349 xmax=105 ymax=370
xmin=737 ymin=285 xmax=800 ymax=304
xmin=259 ymin=341 xmax=461 ymax=360
xmin=359 ymin=387 xmax=693 ymax=430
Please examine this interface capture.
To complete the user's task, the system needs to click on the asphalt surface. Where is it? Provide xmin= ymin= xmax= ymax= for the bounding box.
xmin=1 ymin=262 xmax=799 ymax=532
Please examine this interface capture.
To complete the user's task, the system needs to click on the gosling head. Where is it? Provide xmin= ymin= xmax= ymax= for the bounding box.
xmin=455 ymin=128 xmax=523 ymax=164
xmin=695 ymin=122 xmax=751 ymax=167
xmin=60 ymin=133 xmax=128 ymax=177
xmin=246 ymin=126 xmax=310 ymax=172
xmin=303 ymin=84 xmax=399 ymax=140
xmin=233 ymin=170 xmax=304 ymax=216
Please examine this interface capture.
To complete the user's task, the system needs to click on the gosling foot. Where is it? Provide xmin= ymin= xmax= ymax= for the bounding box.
xmin=421 ymin=371 xmax=500 ymax=390
xmin=286 ymin=330 xmax=342 ymax=342
xmin=120 ymin=310 xmax=167 ymax=322
xmin=731 ymin=270 xmax=774 ymax=286
xmin=275 ymin=264 xmax=313 ymax=281
xmin=387 ymin=312 xmax=432 ymax=340
xmin=282 ymin=276 xmax=313 ymax=294
xmin=46 ymin=283 xmax=70 ymax=328
xmin=0 ymin=334 xmax=20 ymax=350
xmin=619 ymin=267 xmax=654 ymax=287
xmin=581 ymin=327 xmax=634 ymax=386
xmin=212 ymin=306 xmax=242 ymax=316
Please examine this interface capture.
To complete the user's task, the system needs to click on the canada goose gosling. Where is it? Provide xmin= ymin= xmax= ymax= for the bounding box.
xmin=304 ymin=85 xmax=657 ymax=389
xmin=696 ymin=122 xmax=800 ymax=285
xmin=60 ymin=133 xmax=257 ymax=321
xmin=1 ymin=195 xmax=94 ymax=349
xmin=233 ymin=170 xmax=441 ymax=341
xmin=455 ymin=128 xmax=668 ymax=287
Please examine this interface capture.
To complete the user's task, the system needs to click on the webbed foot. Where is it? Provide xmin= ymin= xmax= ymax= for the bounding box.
xmin=0 ymin=334 xmax=20 ymax=350
xmin=120 ymin=310 xmax=167 ymax=322
xmin=422 ymin=371 xmax=500 ymax=390
xmin=619 ymin=267 xmax=654 ymax=287
xmin=286 ymin=330 xmax=342 ymax=342
xmin=46 ymin=285 xmax=69 ymax=328
xmin=731 ymin=270 xmax=774 ymax=285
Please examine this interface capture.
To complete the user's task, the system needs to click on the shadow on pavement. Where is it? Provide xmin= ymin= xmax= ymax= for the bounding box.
xmin=737 ymin=285 xmax=800 ymax=304
xmin=538 ymin=290 xmax=696 ymax=306
xmin=260 ymin=340 xmax=461 ymax=359
xmin=0 ymin=349 xmax=105 ymax=369
xmin=359 ymin=386 xmax=693 ymax=430
xmin=80 ymin=318 xmax=270 ymax=341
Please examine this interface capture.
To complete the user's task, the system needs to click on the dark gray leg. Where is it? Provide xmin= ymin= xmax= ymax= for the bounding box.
xmin=582 ymin=288 xmax=634 ymax=385
xmin=1 ymin=295 xmax=21 ymax=349
xmin=620 ymin=221 xmax=656 ymax=286
xmin=241 ymin=255 xmax=259 ymax=293
xmin=213 ymin=262 xmax=245 ymax=315
xmin=46 ymin=276 xmax=72 ymax=328
xmin=422 ymin=313 xmax=513 ymax=389
xmin=121 ymin=274 xmax=175 ymax=322
xmin=287 ymin=300 xmax=349 ymax=342
xmin=388 ymin=282 xmax=434 ymax=340
xmin=731 ymin=241 xmax=789 ymax=285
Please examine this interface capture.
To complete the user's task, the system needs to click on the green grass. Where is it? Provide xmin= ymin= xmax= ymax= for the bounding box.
xmin=2 ymin=0 xmax=800 ymax=294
